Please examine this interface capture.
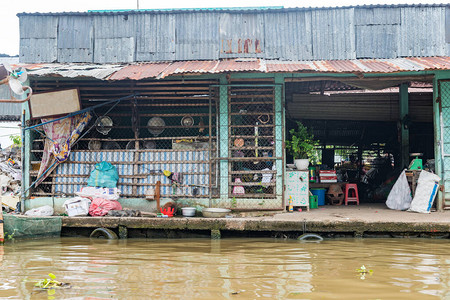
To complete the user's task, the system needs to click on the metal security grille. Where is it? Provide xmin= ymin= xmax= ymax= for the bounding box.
xmin=29 ymin=79 xmax=219 ymax=200
xmin=227 ymin=84 xmax=278 ymax=207
xmin=439 ymin=80 xmax=450 ymax=208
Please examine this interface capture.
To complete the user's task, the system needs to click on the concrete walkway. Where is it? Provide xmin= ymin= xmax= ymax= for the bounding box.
xmin=270 ymin=203 xmax=450 ymax=223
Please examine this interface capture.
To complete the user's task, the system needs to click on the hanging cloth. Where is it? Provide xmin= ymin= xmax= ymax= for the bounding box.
xmin=36 ymin=112 xmax=92 ymax=186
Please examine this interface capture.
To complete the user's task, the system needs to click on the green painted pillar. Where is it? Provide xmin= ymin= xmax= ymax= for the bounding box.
xmin=219 ymin=76 xmax=229 ymax=203
xmin=21 ymin=85 xmax=31 ymax=210
xmin=274 ymin=75 xmax=284 ymax=204
xmin=400 ymin=83 xmax=409 ymax=169
xmin=433 ymin=71 xmax=450 ymax=210
xmin=433 ymin=76 xmax=443 ymax=211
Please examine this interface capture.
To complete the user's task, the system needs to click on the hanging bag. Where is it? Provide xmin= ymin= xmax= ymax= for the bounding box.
xmin=87 ymin=162 xmax=119 ymax=188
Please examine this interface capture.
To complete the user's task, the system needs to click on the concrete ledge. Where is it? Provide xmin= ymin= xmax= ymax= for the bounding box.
xmin=62 ymin=216 xmax=450 ymax=234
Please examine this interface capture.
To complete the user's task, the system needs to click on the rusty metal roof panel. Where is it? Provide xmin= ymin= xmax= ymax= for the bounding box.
xmin=16 ymin=56 xmax=450 ymax=80
xmin=357 ymin=59 xmax=400 ymax=73
xmin=265 ymin=56 xmax=450 ymax=73
xmin=157 ymin=61 xmax=219 ymax=78
xmin=407 ymin=57 xmax=450 ymax=70
xmin=109 ymin=63 xmax=171 ymax=80
xmin=381 ymin=58 xmax=425 ymax=72
xmin=319 ymin=60 xmax=364 ymax=72
xmin=214 ymin=59 xmax=263 ymax=73
xmin=266 ymin=61 xmax=315 ymax=72
xmin=25 ymin=64 xmax=122 ymax=79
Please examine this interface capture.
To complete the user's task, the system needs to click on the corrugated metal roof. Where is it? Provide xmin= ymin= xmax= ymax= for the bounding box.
xmin=23 ymin=63 xmax=122 ymax=79
xmin=16 ymin=4 xmax=450 ymax=16
xmin=18 ymin=56 xmax=450 ymax=80
xmin=109 ymin=63 xmax=170 ymax=80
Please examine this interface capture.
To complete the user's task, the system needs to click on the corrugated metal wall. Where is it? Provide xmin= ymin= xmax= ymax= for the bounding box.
xmin=289 ymin=92 xmax=433 ymax=122
xmin=0 ymin=84 xmax=21 ymax=120
xmin=18 ymin=5 xmax=450 ymax=63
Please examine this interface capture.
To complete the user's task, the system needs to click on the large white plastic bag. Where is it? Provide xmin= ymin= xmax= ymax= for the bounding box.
xmin=408 ymin=171 xmax=440 ymax=214
xmin=76 ymin=186 xmax=120 ymax=200
xmin=25 ymin=205 xmax=54 ymax=216
xmin=64 ymin=197 xmax=91 ymax=217
xmin=386 ymin=170 xmax=412 ymax=210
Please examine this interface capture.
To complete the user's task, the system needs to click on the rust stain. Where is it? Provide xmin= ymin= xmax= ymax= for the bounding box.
xmin=244 ymin=39 xmax=252 ymax=53
xmin=237 ymin=39 xmax=242 ymax=54
xmin=226 ymin=40 xmax=233 ymax=54
xmin=255 ymin=39 xmax=262 ymax=53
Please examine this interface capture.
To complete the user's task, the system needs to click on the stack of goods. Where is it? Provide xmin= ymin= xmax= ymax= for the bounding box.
xmin=63 ymin=162 xmax=122 ymax=217
xmin=319 ymin=170 xmax=337 ymax=183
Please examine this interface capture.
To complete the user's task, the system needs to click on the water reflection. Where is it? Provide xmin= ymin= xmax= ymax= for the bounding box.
xmin=0 ymin=238 xmax=448 ymax=299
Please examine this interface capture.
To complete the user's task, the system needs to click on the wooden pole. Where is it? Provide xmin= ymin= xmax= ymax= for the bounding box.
xmin=0 ymin=210 xmax=4 ymax=243
xmin=155 ymin=181 xmax=161 ymax=212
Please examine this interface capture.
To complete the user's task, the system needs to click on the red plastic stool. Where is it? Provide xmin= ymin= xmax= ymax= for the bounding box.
xmin=345 ymin=183 xmax=359 ymax=205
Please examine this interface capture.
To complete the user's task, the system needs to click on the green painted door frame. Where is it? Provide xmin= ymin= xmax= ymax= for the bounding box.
xmin=212 ymin=79 xmax=284 ymax=209
xmin=434 ymin=70 xmax=450 ymax=210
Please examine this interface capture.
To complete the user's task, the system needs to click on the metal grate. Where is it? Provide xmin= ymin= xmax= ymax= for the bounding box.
xmin=227 ymin=85 xmax=278 ymax=208
xmin=29 ymin=79 xmax=219 ymax=200
xmin=439 ymin=80 xmax=450 ymax=208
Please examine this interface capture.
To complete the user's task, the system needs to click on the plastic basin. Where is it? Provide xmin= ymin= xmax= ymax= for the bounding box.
xmin=181 ymin=207 xmax=196 ymax=217
xmin=202 ymin=208 xmax=231 ymax=218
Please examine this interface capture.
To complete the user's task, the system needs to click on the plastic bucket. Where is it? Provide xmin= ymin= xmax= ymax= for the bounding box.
xmin=311 ymin=188 xmax=326 ymax=206
xmin=309 ymin=195 xmax=318 ymax=209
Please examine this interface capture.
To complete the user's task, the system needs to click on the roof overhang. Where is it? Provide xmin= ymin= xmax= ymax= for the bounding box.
xmin=14 ymin=57 xmax=450 ymax=82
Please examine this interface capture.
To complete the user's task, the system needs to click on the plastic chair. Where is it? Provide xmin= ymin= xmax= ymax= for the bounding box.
xmin=345 ymin=183 xmax=359 ymax=205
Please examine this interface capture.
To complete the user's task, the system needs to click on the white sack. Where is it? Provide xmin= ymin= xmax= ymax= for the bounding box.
xmin=408 ymin=171 xmax=440 ymax=214
xmin=75 ymin=186 xmax=121 ymax=200
xmin=386 ymin=170 xmax=412 ymax=210
xmin=25 ymin=205 xmax=54 ymax=216
xmin=64 ymin=197 xmax=91 ymax=217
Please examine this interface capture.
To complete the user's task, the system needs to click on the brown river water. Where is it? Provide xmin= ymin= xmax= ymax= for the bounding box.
xmin=0 ymin=237 xmax=449 ymax=299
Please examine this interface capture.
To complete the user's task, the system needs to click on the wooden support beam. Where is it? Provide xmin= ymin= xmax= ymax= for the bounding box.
xmin=400 ymin=83 xmax=410 ymax=169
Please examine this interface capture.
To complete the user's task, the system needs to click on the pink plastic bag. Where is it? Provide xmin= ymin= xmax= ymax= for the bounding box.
xmin=89 ymin=198 xmax=122 ymax=216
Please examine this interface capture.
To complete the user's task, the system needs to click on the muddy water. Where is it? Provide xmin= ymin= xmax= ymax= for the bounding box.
xmin=0 ymin=238 xmax=449 ymax=299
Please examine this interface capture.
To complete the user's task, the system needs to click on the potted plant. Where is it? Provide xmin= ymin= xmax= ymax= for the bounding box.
xmin=286 ymin=122 xmax=319 ymax=170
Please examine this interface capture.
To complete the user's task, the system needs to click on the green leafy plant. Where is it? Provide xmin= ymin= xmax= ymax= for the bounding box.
xmin=231 ymin=197 xmax=237 ymax=209
xmin=286 ymin=122 xmax=319 ymax=163
xmin=9 ymin=135 xmax=22 ymax=147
